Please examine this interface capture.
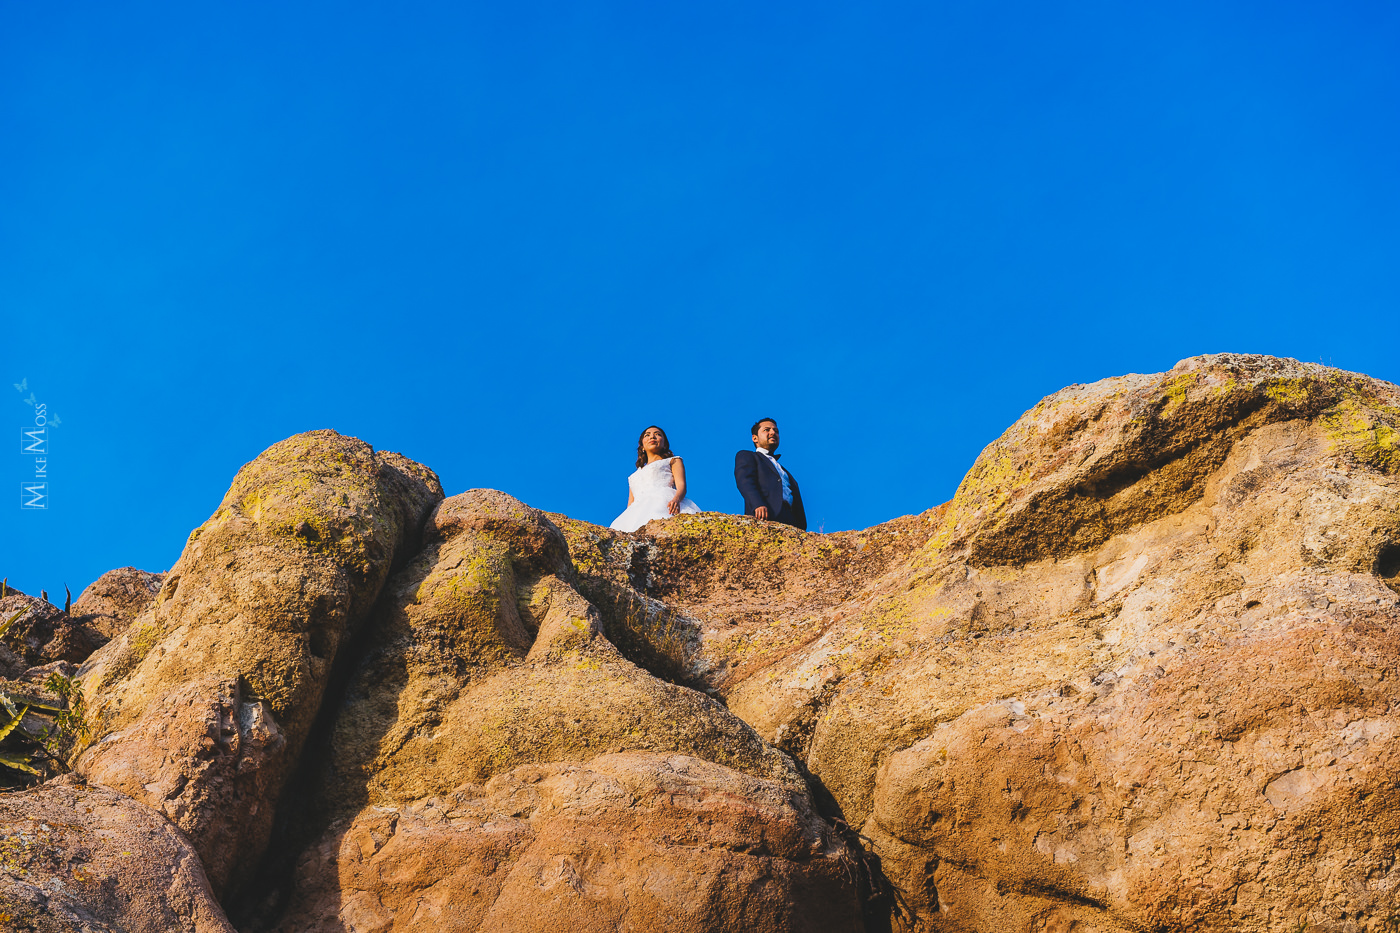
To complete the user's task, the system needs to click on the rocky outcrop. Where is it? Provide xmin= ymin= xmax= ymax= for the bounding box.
xmin=554 ymin=354 xmax=1400 ymax=931
xmin=256 ymin=489 xmax=859 ymax=932
xmin=0 ymin=591 xmax=103 ymax=676
xmin=275 ymin=752 xmax=857 ymax=933
xmin=74 ymin=431 xmax=443 ymax=899
xmin=0 ymin=568 xmax=164 ymax=681
xmin=8 ymin=354 xmax=1396 ymax=933
xmin=0 ymin=775 xmax=233 ymax=932
xmin=69 ymin=567 xmax=165 ymax=642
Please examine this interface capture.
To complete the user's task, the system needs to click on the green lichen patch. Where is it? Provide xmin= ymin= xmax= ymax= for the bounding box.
xmin=1160 ymin=371 xmax=1201 ymax=414
xmin=927 ymin=357 xmax=1395 ymax=567
xmin=1323 ymin=398 xmax=1400 ymax=474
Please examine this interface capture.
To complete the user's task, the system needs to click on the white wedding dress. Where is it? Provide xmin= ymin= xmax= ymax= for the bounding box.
xmin=609 ymin=457 xmax=701 ymax=532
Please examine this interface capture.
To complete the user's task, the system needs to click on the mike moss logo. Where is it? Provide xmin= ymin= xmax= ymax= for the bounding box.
xmin=14 ymin=377 xmax=61 ymax=510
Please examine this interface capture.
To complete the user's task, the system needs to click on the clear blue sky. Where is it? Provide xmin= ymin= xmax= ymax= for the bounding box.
xmin=3 ymin=2 xmax=1398 ymax=599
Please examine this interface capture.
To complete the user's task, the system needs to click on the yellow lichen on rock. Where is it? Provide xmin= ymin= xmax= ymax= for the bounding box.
xmin=1324 ymin=396 xmax=1400 ymax=474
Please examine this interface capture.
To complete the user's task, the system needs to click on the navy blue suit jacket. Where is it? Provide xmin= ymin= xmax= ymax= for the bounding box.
xmin=734 ymin=449 xmax=807 ymax=531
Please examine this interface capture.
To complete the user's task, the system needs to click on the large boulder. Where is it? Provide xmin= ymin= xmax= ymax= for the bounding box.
xmin=252 ymin=490 xmax=863 ymax=932
xmin=275 ymin=752 xmax=856 ymax=933
xmin=0 ymin=591 xmax=103 ymax=676
xmin=929 ymin=353 xmax=1398 ymax=566
xmin=0 ymin=776 xmax=234 ymax=932
xmin=307 ymin=490 xmax=802 ymax=818
xmin=74 ymin=431 xmax=443 ymax=899
xmin=555 ymin=354 xmax=1400 ymax=932
xmin=548 ymin=506 xmax=929 ymax=691
xmin=69 ymin=567 xmax=165 ymax=642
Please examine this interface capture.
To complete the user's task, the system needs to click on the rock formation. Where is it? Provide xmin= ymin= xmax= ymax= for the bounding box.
xmin=553 ymin=354 xmax=1400 ymax=932
xmin=1 ymin=354 xmax=1397 ymax=933
xmin=75 ymin=431 xmax=443 ymax=898
xmin=68 ymin=567 xmax=165 ymax=642
xmin=0 ymin=590 xmax=103 ymax=676
xmin=0 ymin=775 xmax=233 ymax=932
xmin=260 ymin=488 xmax=861 ymax=932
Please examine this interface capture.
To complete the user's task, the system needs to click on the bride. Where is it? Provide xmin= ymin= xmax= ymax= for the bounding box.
xmin=609 ymin=425 xmax=701 ymax=532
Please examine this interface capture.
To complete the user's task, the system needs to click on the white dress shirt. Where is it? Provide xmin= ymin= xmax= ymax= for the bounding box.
xmin=754 ymin=447 xmax=794 ymax=504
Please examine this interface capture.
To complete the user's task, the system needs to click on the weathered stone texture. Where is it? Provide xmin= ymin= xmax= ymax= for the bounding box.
xmin=69 ymin=567 xmax=164 ymax=642
xmin=75 ymin=430 xmax=443 ymax=898
xmin=264 ymin=490 xmax=858 ymax=932
xmin=275 ymin=753 xmax=859 ymax=933
xmin=0 ymin=592 xmax=102 ymax=676
xmin=0 ymin=776 xmax=234 ymax=933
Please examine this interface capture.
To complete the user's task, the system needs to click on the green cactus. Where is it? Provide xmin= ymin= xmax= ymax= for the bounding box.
xmin=0 ymin=696 xmax=36 ymax=778
xmin=0 ymin=608 xmax=24 ymax=640
xmin=0 ymin=673 xmax=87 ymax=784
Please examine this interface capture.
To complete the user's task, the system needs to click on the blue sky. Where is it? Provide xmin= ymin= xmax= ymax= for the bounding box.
xmin=3 ymin=2 xmax=1398 ymax=599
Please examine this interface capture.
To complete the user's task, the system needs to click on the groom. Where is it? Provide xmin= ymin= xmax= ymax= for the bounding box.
xmin=734 ymin=417 xmax=807 ymax=531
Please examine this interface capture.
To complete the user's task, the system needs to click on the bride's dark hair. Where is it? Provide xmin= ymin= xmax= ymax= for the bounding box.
xmin=636 ymin=425 xmax=674 ymax=468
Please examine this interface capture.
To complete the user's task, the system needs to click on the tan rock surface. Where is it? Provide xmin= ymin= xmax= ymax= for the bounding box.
xmin=313 ymin=490 xmax=802 ymax=813
xmin=75 ymin=430 xmax=442 ymax=898
xmin=275 ymin=752 xmax=860 ymax=933
xmin=257 ymin=490 xmax=861 ymax=932
xmin=0 ymin=592 xmax=102 ymax=675
xmin=0 ymin=776 xmax=234 ymax=932
xmin=69 ymin=567 xmax=165 ymax=642
xmin=550 ymin=354 xmax=1400 ymax=932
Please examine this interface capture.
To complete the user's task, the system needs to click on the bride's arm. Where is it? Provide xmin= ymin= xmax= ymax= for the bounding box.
xmin=667 ymin=458 xmax=687 ymax=515
xmin=628 ymin=485 xmax=635 ymax=507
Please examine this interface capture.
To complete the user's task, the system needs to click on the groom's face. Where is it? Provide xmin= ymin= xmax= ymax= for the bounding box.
xmin=752 ymin=421 xmax=779 ymax=452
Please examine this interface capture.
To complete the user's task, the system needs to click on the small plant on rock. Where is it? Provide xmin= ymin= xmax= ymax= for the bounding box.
xmin=0 ymin=607 xmax=21 ymax=643
xmin=0 ymin=682 xmax=83 ymax=785
xmin=0 ymin=692 xmax=38 ymax=778
xmin=39 ymin=672 xmax=90 ymax=758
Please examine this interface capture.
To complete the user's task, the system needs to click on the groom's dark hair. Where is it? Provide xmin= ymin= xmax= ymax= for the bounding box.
xmin=751 ymin=417 xmax=778 ymax=436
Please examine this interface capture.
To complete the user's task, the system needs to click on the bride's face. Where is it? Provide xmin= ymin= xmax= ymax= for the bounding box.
xmin=642 ymin=427 xmax=666 ymax=453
